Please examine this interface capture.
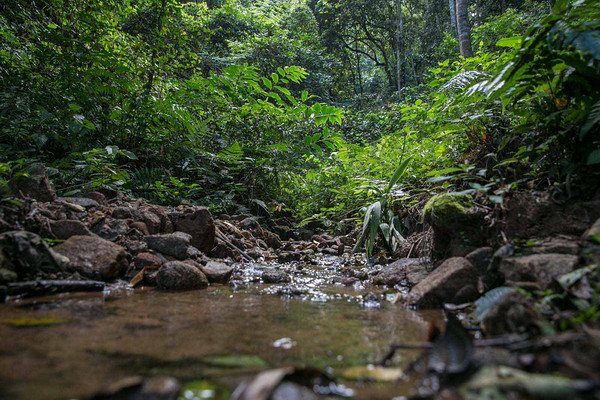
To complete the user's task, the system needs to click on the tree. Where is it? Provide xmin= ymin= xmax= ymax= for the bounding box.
xmin=456 ymin=0 xmax=474 ymax=57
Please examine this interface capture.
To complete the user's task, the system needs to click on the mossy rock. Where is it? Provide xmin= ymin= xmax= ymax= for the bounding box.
xmin=423 ymin=193 xmax=475 ymax=227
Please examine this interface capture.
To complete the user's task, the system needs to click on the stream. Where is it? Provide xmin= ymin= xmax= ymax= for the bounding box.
xmin=0 ymin=256 xmax=442 ymax=400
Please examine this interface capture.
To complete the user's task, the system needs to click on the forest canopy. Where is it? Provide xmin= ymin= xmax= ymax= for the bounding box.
xmin=1 ymin=0 xmax=599 ymax=230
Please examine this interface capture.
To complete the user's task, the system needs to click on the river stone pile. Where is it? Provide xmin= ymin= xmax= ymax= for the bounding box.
xmin=2 ymin=167 xmax=340 ymax=294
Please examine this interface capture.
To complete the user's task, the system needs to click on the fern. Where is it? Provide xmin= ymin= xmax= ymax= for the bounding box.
xmin=440 ymin=71 xmax=489 ymax=92
xmin=581 ymin=100 xmax=600 ymax=140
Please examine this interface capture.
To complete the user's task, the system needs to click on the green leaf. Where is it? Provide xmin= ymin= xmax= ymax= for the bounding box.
xmin=47 ymin=23 xmax=58 ymax=29
xmin=587 ymin=149 xmax=600 ymax=165
xmin=312 ymin=143 xmax=323 ymax=156
xmin=68 ymin=104 xmax=82 ymax=112
xmin=304 ymin=135 xmax=312 ymax=146
xmin=496 ymin=36 xmax=523 ymax=49
xmin=386 ymin=156 xmax=413 ymax=192
xmin=277 ymin=67 xmax=285 ymax=77
xmin=301 ymin=91 xmax=308 ymax=102
xmin=271 ymin=73 xmax=279 ymax=84
xmin=261 ymin=77 xmax=272 ymax=90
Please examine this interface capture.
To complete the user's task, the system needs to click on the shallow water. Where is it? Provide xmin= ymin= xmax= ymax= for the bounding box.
xmin=0 ymin=262 xmax=442 ymax=400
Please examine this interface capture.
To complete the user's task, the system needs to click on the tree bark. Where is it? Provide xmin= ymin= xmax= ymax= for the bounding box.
xmin=448 ymin=0 xmax=457 ymax=37
xmin=395 ymin=0 xmax=403 ymax=99
xmin=456 ymin=0 xmax=474 ymax=58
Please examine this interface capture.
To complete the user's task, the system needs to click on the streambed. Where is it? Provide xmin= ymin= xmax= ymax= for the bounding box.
xmin=0 ymin=260 xmax=442 ymax=400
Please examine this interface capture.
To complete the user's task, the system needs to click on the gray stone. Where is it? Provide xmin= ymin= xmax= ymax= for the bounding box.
xmin=408 ymin=257 xmax=479 ymax=308
xmin=277 ymin=252 xmax=302 ymax=263
xmin=156 ymin=261 xmax=208 ymax=291
xmin=465 ymin=247 xmax=493 ymax=273
xmin=0 ymin=231 xmax=66 ymax=281
xmin=112 ymin=206 xmax=135 ymax=219
xmin=521 ymin=237 xmax=580 ymax=255
xmin=49 ymin=219 xmax=92 ymax=240
xmin=481 ymin=291 xmax=541 ymax=337
xmin=499 ymin=253 xmax=579 ymax=290
xmin=199 ymin=261 xmax=233 ymax=283
xmin=373 ymin=258 xmax=432 ymax=287
xmin=9 ymin=163 xmax=56 ymax=202
xmin=262 ymin=269 xmax=291 ymax=283
xmin=170 ymin=207 xmax=215 ymax=253
xmin=57 ymin=197 xmax=99 ymax=208
xmin=53 ymin=235 xmax=127 ymax=281
xmin=263 ymin=230 xmax=282 ymax=249
xmin=145 ymin=232 xmax=192 ymax=259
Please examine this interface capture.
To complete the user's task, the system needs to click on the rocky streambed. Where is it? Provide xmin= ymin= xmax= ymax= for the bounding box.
xmin=1 ymin=165 xmax=600 ymax=399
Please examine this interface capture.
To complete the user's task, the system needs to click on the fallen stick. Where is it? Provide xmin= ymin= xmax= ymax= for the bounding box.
xmin=5 ymin=280 xmax=105 ymax=298
xmin=215 ymin=229 xmax=254 ymax=263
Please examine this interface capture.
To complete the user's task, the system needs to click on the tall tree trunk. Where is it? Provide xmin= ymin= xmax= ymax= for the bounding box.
xmin=448 ymin=0 xmax=457 ymax=37
xmin=456 ymin=0 xmax=474 ymax=58
xmin=395 ymin=0 xmax=403 ymax=99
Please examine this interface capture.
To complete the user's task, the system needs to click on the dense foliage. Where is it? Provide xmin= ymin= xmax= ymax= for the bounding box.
xmin=1 ymin=0 xmax=599 ymax=244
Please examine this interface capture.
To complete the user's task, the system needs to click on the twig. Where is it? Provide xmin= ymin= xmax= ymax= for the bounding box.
xmin=215 ymin=228 xmax=254 ymax=263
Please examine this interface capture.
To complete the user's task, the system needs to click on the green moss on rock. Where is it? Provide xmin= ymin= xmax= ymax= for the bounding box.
xmin=423 ymin=193 xmax=475 ymax=226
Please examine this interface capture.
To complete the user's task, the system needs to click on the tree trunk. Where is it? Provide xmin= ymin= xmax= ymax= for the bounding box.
xmin=395 ymin=0 xmax=403 ymax=99
xmin=456 ymin=0 xmax=474 ymax=58
xmin=448 ymin=0 xmax=457 ymax=37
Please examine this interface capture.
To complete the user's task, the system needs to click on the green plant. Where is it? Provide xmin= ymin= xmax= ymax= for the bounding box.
xmin=352 ymin=154 xmax=412 ymax=258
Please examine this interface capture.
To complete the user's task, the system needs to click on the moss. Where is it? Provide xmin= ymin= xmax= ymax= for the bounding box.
xmin=422 ymin=193 xmax=475 ymax=226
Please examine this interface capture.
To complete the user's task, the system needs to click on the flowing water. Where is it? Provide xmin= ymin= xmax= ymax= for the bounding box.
xmin=0 ymin=259 xmax=442 ymax=400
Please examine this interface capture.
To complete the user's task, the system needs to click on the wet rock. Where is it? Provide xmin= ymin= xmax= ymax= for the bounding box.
xmin=84 ymin=191 xmax=106 ymax=205
xmin=246 ymin=247 xmax=264 ymax=260
xmin=57 ymin=197 xmax=99 ymax=208
xmin=520 ymin=236 xmax=580 ymax=256
xmin=170 ymin=207 xmax=215 ymax=253
xmin=373 ymin=258 xmax=432 ymax=287
xmin=9 ymin=163 xmax=56 ymax=202
xmin=465 ymin=247 xmax=493 ymax=273
xmin=146 ymin=205 xmax=173 ymax=234
xmin=340 ymin=267 xmax=369 ymax=281
xmin=322 ymin=248 xmax=339 ymax=256
xmin=499 ymin=253 xmax=579 ymax=290
xmin=49 ymin=219 xmax=92 ymax=240
xmin=263 ymin=230 xmax=282 ymax=249
xmin=262 ymin=269 xmax=291 ymax=283
xmin=112 ymin=206 xmax=136 ymax=219
xmin=93 ymin=376 xmax=181 ymax=400
xmin=210 ymin=240 xmax=240 ymax=260
xmin=272 ymin=225 xmax=295 ymax=241
xmin=53 ymin=235 xmax=127 ymax=281
xmin=200 ymin=261 xmax=233 ymax=283
xmin=0 ymin=231 xmax=66 ymax=281
xmin=277 ymin=252 xmax=302 ymax=263
xmin=156 ymin=261 xmax=208 ymax=291
xmin=145 ymin=232 xmax=192 ymax=260
xmin=131 ymin=221 xmax=150 ymax=236
xmin=408 ymin=257 xmax=479 ymax=308
xmin=422 ymin=193 xmax=487 ymax=259
xmin=240 ymin=217 xmax=262 ymax=233
xmin=271 ymin=382 xmax=318 ymax=400
xmin=481 ymin=291 xmax=541 ymax=337
xmin=140 ymin=210 xmax=161 ymax=234
xmin=134 ymin=253 xmax=162 ymax=268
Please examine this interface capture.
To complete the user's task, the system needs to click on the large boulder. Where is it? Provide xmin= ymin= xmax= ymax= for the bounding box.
xmin=53 ymin=235 xmax=128 ymax=281
xmin=145 ymin=232 xmax=194 ymax=260
xmin=170 ymin=207 xmax=215 ymax=253
xmin=9 ymin=163 xmax=56 ymax=202
xmin=407 ymin=257 xmax=480 ymax=308
xmin=422 ymin=193 xmax=487 ymax=259
xmin=156 ymin=261 xmax=208 ymax=291
xmin=498 ymin=253 xmax=579 ymax=290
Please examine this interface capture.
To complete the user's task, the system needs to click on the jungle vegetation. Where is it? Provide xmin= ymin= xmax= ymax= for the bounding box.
xmin=1 ymin=0 xmax=599 ymax=237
